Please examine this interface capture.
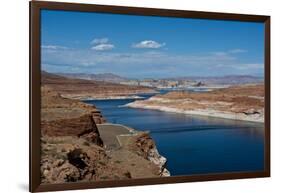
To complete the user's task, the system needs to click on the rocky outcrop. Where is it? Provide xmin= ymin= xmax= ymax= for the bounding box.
xmin=41 ymin=86 xmax=168 ymax=184
xmin=91 ymin=109 xmax=106 ymax=124
xmin=41 ymin=136 xmax=132 ymax=184
xmin=41 ymin=86 xmax=105 ymax=145
xmin=42 ymin=114 xmax=103 ymax=145
xmin=128 ymin=132 xmax=170 ymax=177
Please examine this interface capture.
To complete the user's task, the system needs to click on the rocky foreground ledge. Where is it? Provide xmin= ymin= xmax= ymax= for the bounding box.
xmin=125 ymin=84 xmax=264 ymax=123
xmin=41 ymin=86 xmax=169 ymax=184
xmin=97 ymin=123 xmax=170 ymax=178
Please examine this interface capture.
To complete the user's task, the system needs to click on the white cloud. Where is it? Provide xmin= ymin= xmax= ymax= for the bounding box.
xmin=212 ymin=52 xmax=229 ymax=57
xmin=215 ymin=63 xmax=263 ymax=70
xmin=42 ymin=47 xmax=263 ymax=76
xmin=91 ymin=38 xmax=109 ymax=44
xmin=228 ymin=49 xmax=248 ymax=54
xmin=91 ymin=44 xmax=115 ymax=51
xmin=90 ymin=38 xmax=114 ymax=51
xmin=41 ymin=45 xmax=68 ymax=50
xmin=209 ymin=49 xmax=247 ymax=64
xmin=132 ymin=40 xmax=165 ymax=49
xmin=232 ymin=63 xmax=263 ymax=70
xmin=211 ymin=49 xmax=247 ymax=57
xmin=42 ymin=49 xmax=237 ymax=69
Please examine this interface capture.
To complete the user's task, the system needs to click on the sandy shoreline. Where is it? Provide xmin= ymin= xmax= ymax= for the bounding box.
xmin=125 ymin=102 xmax=264 ymax=123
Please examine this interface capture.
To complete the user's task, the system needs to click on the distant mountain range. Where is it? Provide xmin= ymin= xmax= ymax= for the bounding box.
xmin=57 ymin=72 xmax=128 ymax=83
xmin=55 ymin=72 xmax=263 ymax=85
xmin=41 ymin=71 xmax=155 ymax=99
xmin=165 ymin=75 xmax=264 ymax=85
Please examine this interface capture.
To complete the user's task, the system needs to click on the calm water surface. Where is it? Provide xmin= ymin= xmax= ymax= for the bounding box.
xmin=84 ymin=94 xmax=264 ymax=176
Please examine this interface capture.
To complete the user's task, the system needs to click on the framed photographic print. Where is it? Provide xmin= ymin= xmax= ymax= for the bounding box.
xmin=30 ymin=1 xmax=270 ymax=192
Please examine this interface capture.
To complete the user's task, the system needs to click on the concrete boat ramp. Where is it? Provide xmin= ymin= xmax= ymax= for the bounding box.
xmin=97 ymin=123 xmax=136 ymax=150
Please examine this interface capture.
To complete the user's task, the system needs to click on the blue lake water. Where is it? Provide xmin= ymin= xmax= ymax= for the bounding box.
xmin=84 ymin=94 xmax=264 ymax=176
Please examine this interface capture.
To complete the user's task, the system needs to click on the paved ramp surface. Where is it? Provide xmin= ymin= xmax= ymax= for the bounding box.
xmin=97 ymin=124 xmax=131 ymax=150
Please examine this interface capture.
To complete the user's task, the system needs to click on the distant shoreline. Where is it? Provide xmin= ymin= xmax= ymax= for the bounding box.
xmin=74 ymin=95 xmax=145 ymax=101
xmin=125 ymin=102 xmax=264 ymax=123
xmin=61 ymin=91 xmax=159 ymax=101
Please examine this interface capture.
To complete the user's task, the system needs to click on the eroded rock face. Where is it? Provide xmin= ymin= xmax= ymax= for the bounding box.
xmin=128 ymin=132 xmax=170 ymax=177
xmin=41 ymin=136 xmax=132 ymax=184
xmin=41 ymin=86 xmax=104 ymax=146
xmin=42 ymin=114 xmax=103 ymax=146
xmin=40 ymin=87 xmax=136 ymax=184
xmin=91 ymin=110 xmax=106 ymax=124
xmin=40 ymin=86 xmax=169 ymax=183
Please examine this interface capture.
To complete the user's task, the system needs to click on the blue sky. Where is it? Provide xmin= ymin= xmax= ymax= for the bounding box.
xmin=41 ymin=9 xmax=264 ymax=78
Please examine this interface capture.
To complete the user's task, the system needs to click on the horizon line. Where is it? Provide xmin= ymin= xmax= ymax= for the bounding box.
xmin=42 ymin=70 xmax=264 ymax=79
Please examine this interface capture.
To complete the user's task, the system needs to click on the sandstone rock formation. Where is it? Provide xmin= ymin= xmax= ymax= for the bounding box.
xmin=41 ymin=136 xmax=132 ymax=183
xmin=41 ymin=86 xmax=105 ymax=145
xmin=128 ymin=132 xmax=170 ymax=176
xmin=41 ymin=86 xmax=169 ymax=184
xmin=126 ymin=84 xmax=264 ymax=123
xmin=40 ymin=87 xmax=128 ymax=183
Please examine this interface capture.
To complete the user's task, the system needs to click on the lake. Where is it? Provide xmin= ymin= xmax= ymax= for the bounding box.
xmin=84 ymin=94 xmax=264 ymax=176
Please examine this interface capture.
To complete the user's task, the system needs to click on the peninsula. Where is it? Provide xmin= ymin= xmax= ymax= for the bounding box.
xmin=125 ymin=84 xmax=264 ymax=123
